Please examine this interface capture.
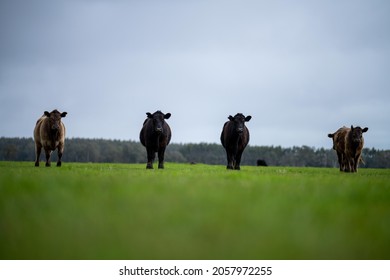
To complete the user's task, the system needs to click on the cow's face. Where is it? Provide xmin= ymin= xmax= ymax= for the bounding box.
xmin=147 ymin=111 xmax=171 ymax=133
xmin=44 ymin=110 xmax=67 ymax=131
xmin=228 ymin=113 xmax=251 ymax=134
xmin=351 ymin=126 xmax=368 ymax=143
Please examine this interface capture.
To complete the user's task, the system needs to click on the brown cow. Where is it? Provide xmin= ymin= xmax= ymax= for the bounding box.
xmin=328 ymin=125 xmax=368 ymax=172
xmin=34 ymin=109 xmax=67 ymax=167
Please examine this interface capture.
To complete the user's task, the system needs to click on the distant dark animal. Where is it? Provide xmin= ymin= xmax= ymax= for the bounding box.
xmin=328 ymin=125 xmax=368 ymax=172
xmin=34 ymin=109 xmax=67 ymax=167
xmin=257 ymin=159 xmax=268 ymax=166
xmin=139 ymin=111 xmax=172 ymax=169
xmin=220 ymin=113 xmax=252 ymax=170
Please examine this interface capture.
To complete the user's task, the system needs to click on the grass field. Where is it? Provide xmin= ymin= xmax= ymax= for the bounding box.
xmin=1 ymin=161 xmax=389 ymax=260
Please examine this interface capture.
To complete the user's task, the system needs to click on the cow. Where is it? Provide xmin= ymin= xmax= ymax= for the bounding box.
xmin=220 ymin=113 xmax=251 ymax=170
xmin=257 ymin=159 xmax=268 ymax=166
xmin=139 ymin=110 xmax=172 ymax=169
xmin=328 ymin=125 xmax=368 ymax=172
xmin=34 ymin=109 xmax=67 ymax=167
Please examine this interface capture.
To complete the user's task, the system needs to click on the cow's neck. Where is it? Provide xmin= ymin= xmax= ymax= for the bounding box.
xmin=230 ymin=132 xmax=242 ymax=145
xmin=347 ymin=134 xmax=360 ymax=154
xmin=152 ymin=132 xmax=161 ymax=148
xmin=351 ymin=141 xmax=361 ymax=154
xmin=50 ymin=129 xmax=59 ymax=143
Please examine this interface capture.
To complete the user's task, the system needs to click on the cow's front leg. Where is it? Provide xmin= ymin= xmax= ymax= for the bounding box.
xmin=146 ymin=148 xmax=155 ymax=169
xmin=337 ymin=152 xmax=343 ymax=171
xmin=344 ymin=158 xmax=353 ymax=172
xmin=35 ymin=143 xmax=42 ymax=167
xmin=350 ymin=158 xmax=356 ymax=172
xmin=226 ymin=151 xmax=234 ymax=169
xmin=44 ymin=149 xmax=52 ymax=167
xmin=234 ymin=152 xmax=243 ymax=170
xmin=57 ymin=146 xmax=63 ymax=167
xmin=158 ymin=148 xmax=166 ymax=169
xmin=353 ymin=154 xmax=361 ymax=172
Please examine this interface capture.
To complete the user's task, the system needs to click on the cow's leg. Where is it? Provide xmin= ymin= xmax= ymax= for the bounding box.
xmin=343 ymin=156 xmax=349 ymax=172
xmin=158 ymin=147 xmax=166 ymax=169
xmin=353 ymin=154 xmax=361 ymax=172
xmin=352 ymin=157 xmax=358 ymax=172
xmin=353 ymin=153 xmax=361 ymax=172
xmin=226 ymin=151 xmax=234 ymax=169
xmin=231 ymin=147 xmax=239 ymax=169
xmin=345 ymin=157 xmax=353 ymax=172
xmin=57 ymin=144 xmax=64 ymax=167
xmin=44 ymin=148 xmax=52 ymax=167
xmin=342 ymin=155 xmax=348 ymax=172
xmin=340 ymin=154 xmax=349 ymax=172
xmin=349 ymin=159 xmax=354 ymax=172
xmin=35 ymin=143 xmax=42 ymax=167
xmin=342 ymin=154 xmax=350 ymax=172
xmin=348 ymin=157 xmax=354 ymax=172
xmin=146 ymin=148 xmax=155 ymax=169
xmin=337 ymin=152 xmax=342 ymax=171
xmin=234 ymin=151 xmax=243 ymax=170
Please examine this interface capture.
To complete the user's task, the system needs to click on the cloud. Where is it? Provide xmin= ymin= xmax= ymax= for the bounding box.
xmin=1 ymin=0 xmax=389 ymax=149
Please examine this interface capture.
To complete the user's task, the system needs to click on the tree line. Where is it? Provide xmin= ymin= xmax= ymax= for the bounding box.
xmin=1 ymin=137 xmax=389 ymax=168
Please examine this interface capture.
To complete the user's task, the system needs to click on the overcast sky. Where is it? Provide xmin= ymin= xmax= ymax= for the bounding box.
xmin=1 ymin=0 xmax=389 ymax=149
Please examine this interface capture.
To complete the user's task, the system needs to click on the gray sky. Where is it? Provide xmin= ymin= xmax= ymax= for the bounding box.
xmin=1 ymin=0 xmax=389 ymax=149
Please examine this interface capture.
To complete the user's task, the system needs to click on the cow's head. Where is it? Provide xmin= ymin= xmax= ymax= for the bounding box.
xmin=146 ymin=111 xmax=171 ymax=133
xmin=350 ymin=125 xmax=368 ymax=144
xmin=228 ymin=113 xmax=251 ymax=134
xmin=44 ymin=110 xmax=67 ymax=131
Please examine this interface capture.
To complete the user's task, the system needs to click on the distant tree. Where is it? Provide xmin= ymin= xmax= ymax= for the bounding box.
xmin=0 ymin=137 xmax=388 ymax=168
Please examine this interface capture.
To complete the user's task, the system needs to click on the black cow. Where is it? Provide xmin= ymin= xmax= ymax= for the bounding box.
xmin=257 ymin=159 xmax=268 ymax=166
xmin=220 ymin=113 xmax=251 ymax=170
xmin=139 ymin=111 xmax=172 ymax=169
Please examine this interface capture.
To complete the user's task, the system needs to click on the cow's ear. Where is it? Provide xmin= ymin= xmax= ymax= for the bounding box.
xmin=164 ymin=113 xmax=171 ymax=119
xmin=362 ymin=127 xmax=368 ymax=133
xmin=245 ymin=115 xmax=252 ymax=122
xmin=61 ymin=112 xmax=67 ymax=118
xmin=328 ymin=133 xmax=334 ymax=138
xmin=146 ymin=112 xmax=153 ymax=118
xmin=44 ymin=111 xmax=50 ymax=117
xmin=228 ymin=115 xmax=234 ymax=121
xmin=350 ymin=125 xmax=354 ymax=130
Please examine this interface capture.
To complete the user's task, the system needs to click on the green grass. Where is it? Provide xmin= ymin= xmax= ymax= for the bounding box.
xmin=1 ymin=161 xmax=389 ymax=260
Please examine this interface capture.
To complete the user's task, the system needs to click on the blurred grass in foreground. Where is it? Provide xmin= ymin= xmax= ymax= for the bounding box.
xmin=1 ymin=161 xmax=389 ymax=259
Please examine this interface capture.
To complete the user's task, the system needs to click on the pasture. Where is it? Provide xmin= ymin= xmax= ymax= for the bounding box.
xmin=1 ymin=161 xmax=389 ymax=260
